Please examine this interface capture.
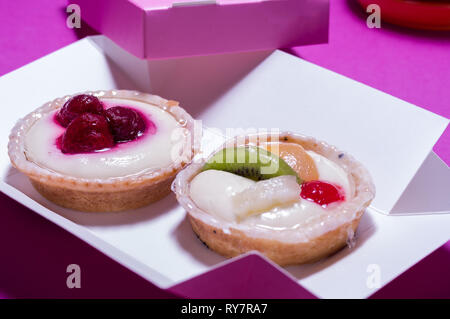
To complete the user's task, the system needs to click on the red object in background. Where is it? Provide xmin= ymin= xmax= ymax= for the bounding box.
xmin=358 ymin=0 xmax=450 ymax=30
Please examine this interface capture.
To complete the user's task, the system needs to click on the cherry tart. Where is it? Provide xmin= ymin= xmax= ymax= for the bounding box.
xmin=172 ymin=132 xmax=375 ymax=266
xmin=8 ymin=90 xmax=198 ymax=212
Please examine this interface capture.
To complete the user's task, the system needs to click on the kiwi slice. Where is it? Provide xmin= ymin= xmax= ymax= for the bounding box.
xmin=202 ymin=146 xmax=302 ymax=183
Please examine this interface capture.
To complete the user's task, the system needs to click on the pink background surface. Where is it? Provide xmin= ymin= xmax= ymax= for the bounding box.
xmin=0 ymin=0 xmax=448 ymax=298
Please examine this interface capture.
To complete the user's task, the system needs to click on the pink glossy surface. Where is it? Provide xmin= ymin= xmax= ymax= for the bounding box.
xmin=129 ymin=0 xmax=266 ymax=9
xmin=76 ymin=0 xmax=329 ymax=59
xmin=0 ymin=0 xmax=448 ymax=298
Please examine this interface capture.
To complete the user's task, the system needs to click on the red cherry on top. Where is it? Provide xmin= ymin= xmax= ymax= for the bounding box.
xmin=300 ymin=181 xmax=344 ymax=207
xmin=60 ymin=113 xmax=114 ymax=154
xmin=56 ymin=94 xmax=104 ymax=127
xmin=104 ymin=106 xmax=150 ymax=142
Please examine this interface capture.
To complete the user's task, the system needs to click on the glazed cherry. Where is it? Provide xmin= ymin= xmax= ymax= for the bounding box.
xmin=104 ymin=106 xmax=151 ymax=142
xmin=60 ymin=113 xmax=114 ymax=154
xmin=300 ymin=181 xmax=344 ymax=207
xmin=56 ymin=94 xmax=104 ymax=127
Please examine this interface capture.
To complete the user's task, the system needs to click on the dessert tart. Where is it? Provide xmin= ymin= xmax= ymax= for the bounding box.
xmin=172 ymin=132 xmax=375 ymax=266
xmin=8 ymin=90 xmax=198 ymax=212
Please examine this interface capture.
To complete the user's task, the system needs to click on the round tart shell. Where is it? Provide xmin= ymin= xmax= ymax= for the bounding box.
xmin=8 ymin=90 xmax=199 ymax=212
xmin=172 ymin=132 xmax=375 ymax=266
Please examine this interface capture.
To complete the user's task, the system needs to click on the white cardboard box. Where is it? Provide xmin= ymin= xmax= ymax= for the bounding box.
xmin=0 ymin=36 xmax=448 ymax=298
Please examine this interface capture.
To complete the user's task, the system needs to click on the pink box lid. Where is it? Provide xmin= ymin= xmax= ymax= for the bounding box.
xmin=77 ymin=0 xmax=329 ymax=59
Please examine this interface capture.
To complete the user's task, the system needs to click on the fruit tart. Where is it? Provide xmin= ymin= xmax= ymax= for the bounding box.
xmin=8 ymin=90 xmax=198 ymax=212
xmin=172 ymin=132 xmax=375 ymax=266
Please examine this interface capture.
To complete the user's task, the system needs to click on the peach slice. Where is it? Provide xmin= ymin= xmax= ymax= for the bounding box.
xmin=262 ymin=142 xmax=319 ymax=182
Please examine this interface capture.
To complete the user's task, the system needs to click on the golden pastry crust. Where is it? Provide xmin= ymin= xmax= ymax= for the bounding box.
xmin=29 ymin=174 xmax=174 ymax=212
xmin=8 ymin=89 xmax=199 ymax=212
xmin=189 ymin=213 xmax=362 ymax=266
xmin=172 ymin=132 xmax=375 ymax=265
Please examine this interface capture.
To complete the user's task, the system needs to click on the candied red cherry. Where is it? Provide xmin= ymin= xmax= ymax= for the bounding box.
xmin=60 ymin=113 xmax=114 ymax=154
xmin=56 ymin=94 xmax=104 ymax=127
xmin=104 ymin=106 xmax=151 ymax=142
xmin=300 ymin=181 xmax=344 ymax=207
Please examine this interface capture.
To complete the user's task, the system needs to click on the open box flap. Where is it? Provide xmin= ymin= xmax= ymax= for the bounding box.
xmin=388 ymin=152 xmax=450 ymax=215
xmin=169 ymin=252 xmax=317 ymax=298
xmin=0 ymin=36 xmax=449 ymax=299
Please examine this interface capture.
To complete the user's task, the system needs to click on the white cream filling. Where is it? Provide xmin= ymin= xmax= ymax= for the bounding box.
xmin=24 ymin=98 xmax=181 ymax=179
xmin=189 ymin=151 xmax=353 ymax=230
xmin=189 ymin=170 xmax=255 ymax=222
xmin=306 ymin=151 xmax=351 ymax=197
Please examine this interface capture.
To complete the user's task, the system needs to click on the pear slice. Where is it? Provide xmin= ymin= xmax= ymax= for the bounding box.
xmin=232 ymin=175 xmax=301 ymax=220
